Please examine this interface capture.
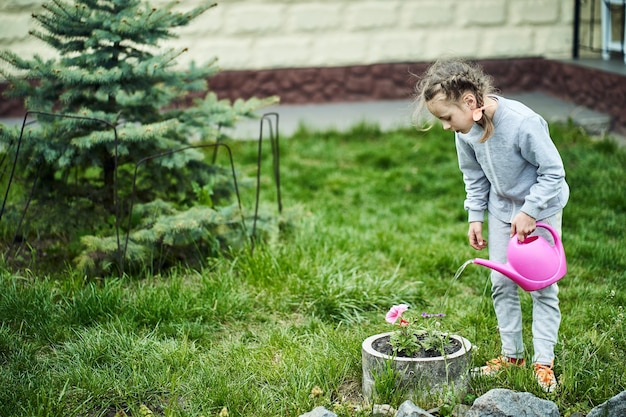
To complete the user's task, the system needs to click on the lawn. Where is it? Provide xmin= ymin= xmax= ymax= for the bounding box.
xmin=0 ymin=121 xmax=625 ymax=416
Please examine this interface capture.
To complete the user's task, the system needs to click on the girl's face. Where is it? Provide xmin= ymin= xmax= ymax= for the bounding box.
xmin=426 ymin=94 xmax=474 ymax=134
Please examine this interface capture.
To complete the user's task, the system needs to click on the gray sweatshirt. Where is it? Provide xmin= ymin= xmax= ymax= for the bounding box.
xmin=455 ymin=96 xmax=569 ymax=224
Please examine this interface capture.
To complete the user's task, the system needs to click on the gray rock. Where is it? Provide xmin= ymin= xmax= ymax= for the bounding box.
xmin=451 ymin=403 xmax=471 ymax=416
xmin=299 ymin=388 xmax=626 ymax=417
xmin=587 ymin=390 xmax=626 ymax=417
xmin=372 ymin=404 xmax=396 ymax=416
xmin=298 ymin=406 xmax=337 ymax=417
xmin=466 ymin=388 xmax=559 ymax=417
xmin=395 ymin=400 xmax=437 ymax=417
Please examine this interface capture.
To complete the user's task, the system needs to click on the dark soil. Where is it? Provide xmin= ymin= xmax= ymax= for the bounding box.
xmin=372 ymin=334 xmax=462 ymax=358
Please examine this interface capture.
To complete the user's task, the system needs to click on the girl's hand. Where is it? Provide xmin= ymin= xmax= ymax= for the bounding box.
xmin=468 ymin=222 xmax=487 ymax=250
xmin=510 ymin=212 xmax=536 ymax=242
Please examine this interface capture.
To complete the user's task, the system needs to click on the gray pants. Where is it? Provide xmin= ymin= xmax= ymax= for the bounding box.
xmin=487 ymin=211 xmax=562 ymax=365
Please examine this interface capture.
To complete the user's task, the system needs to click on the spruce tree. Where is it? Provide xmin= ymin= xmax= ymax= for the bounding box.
xmin=0 ymin=0 xmax=277 ymax=274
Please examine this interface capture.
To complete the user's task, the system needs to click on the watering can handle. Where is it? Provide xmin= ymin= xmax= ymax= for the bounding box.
xmin=535 ymin=222 xmax=561 ymax=246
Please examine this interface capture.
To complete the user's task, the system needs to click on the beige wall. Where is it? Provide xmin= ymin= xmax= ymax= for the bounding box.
xmin=1 ymin=0 xmax=574 ymax=72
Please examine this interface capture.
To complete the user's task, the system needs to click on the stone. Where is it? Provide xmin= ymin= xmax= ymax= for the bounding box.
xmin=395 ymin=400 xmax=437 ymax=417
xmin=372 ymin=404 xmax=396 ymax=416
xmin=586 ymin=390 xmax=626 ymax=417
xmin=298 ymin=406 xmax=337 ymax=417
xmin=466 ymin=388 xmax=559 ymax=417
xmin=451 ymin=404 xmax=471 ymax=416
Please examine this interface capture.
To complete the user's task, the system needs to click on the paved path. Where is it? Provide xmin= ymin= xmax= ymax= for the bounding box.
xmin=1 ymin=91 xmax=616 ymax=142
xmin=225 ymin=91 xmax=612 ymax=140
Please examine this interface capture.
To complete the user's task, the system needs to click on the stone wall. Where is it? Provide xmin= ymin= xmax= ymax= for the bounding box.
xmin=0 ymin=0 xmax=574 ymax=70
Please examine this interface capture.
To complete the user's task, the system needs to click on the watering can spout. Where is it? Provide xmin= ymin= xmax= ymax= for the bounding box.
xmin=472 ymin=258 xmax=527 ymax=283
xmin=472 ymin=222 xmax=567 ymax=292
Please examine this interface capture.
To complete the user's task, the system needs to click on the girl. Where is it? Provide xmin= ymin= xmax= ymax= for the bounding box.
xmin=413 ymin=59 xmax=569 ymax=393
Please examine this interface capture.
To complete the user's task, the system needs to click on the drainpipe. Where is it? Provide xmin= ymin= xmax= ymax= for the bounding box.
xmin=573 ymin=0 xmax=581 ymax=59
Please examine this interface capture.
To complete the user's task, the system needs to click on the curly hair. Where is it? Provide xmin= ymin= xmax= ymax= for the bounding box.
xmin=412 ymin=59 xmax=498 ymax=142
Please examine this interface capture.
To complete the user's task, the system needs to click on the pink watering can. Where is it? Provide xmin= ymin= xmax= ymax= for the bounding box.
xmin=473 ymin=222 xmax=567 ymax=292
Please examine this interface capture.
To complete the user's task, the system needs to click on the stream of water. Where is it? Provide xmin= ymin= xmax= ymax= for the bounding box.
xmin=439 ymin=259 xmax=475 ymax=311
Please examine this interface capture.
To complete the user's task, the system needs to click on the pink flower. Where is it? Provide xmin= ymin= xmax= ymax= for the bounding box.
xmin=385 ymin=304 xmax=409 ymax=324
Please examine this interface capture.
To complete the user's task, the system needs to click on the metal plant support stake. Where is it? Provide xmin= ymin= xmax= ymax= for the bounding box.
xmin=0 ymin=111 xmax=120 ymax=270
xmin=124 ymin=142 xmax=247 ymax=275
xmin=0 ymin=110 xmax=282 ymax=276
xmin=250 ymin=112 xmax=282 ymax=254
xmin=125 ymin=111 xmax=282 ymax=270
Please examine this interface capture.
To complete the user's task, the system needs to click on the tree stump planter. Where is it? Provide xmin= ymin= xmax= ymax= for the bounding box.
xmin=361 ymin=331 xmax=472 ymax=399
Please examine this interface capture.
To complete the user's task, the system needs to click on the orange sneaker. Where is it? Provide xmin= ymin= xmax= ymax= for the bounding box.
xmin=472 ymin=356 xmax=526 ymax=377
xmin=534 ymin=362 xmax=557 ymax=393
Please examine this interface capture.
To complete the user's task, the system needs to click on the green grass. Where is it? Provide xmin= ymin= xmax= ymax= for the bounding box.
xmin=1 ymin=121 xmax=625 ymax=416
